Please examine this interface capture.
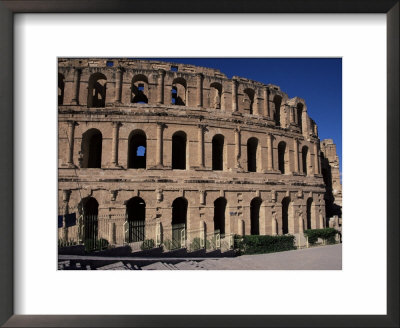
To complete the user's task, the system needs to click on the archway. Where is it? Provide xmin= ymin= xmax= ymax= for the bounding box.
xmin=126 ymin=197 xmax=146 ymax=242
xmin=172 ymin=78 xmax=186 ymax=105
xmin=128 ymin=130 xmax=146 ymax=169
xmin=281 ymin=197 xmax=290 ymax=235
xmin=250 ymin=197 xmax=262 ymax=235
xmin=278 ymin=141 xmax=287 ymax=174
xmin=81 ymin=129 xmax=102 ymax=168
xmin=78 ymin=197 xmax=99 ymax=241
xmin=213 ymin=197 xmax=227 ymax=236
xmin=210 ymin=82 xmax=222 ymax=109
xmin=306 ymin=198 xmax=313 ymax=230
xmin=171 ymin=197 xmax=188 ymax=249
xmin=172 ymin=131 xmax=187 ymax=170
xmin=302 ymin=146 xmax=309 ymax=175
xmin=212 ymin=134 xmax=224 ymax=171
xmin=297 ymin=103 xmax=303 ymax=131
xmin=247 ymin=137 xmax=259 ymax=172
xmin=87 ymin=73 xmax=107 ymax=108
xmin=58 ymin=73 xmax=65 ymax=105
xmin=243 ymin=88 xmax=255 ymax=114
xmin=131 ymin=74 xmax=149 ymax=104
xmin=273 ymin=95 xmax=282 ymax=126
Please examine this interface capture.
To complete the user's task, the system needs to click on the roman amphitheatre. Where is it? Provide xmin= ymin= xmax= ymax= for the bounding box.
xmin=58 ymin=58 xmax=342 ymax=252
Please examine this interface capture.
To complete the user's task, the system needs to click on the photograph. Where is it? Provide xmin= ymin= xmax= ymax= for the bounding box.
xmin=57 ymin=57 xmax=343 ymax=271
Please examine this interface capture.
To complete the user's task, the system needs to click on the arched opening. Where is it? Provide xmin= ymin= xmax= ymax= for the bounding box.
xmin=128 ymin=130 xmax=146 ymax=169
xmin=81 ymin=129 xmax=102 ymax=168
xmin=214 ymin=197 xmax=227 ymax=236
xmin=210 ymin=82 xmax=222 ymax=109
xmin=58 ymin=73 xmax=65 ymax=105
xmin=247 ymin=137 xmax=259 ymax=172
xmin=131 ymin=74 xmax=149 ymax=104
xmin=171 ymin=197 xmax=188 ymax=249
xmin=302 ymin=146 xmax=308 ymax=175
xmin=212 ymin=134 xmax=224 ymax=171
xmin=281 ymin=197 xmax=290 ymax=235
xmin=250 ymin=197 xmax=262 ymax=235
xmin=171 ymin=78 xmax=186 ymax=106
xmin=126 ymin=197 xmax=146 ymax=242
xmin=273 ymin=95 xmax=282 ymax=126
xmin=297 ymin=103 xmax=303 ymax=131
xmin=243 ymin=88 xmax=255 ymax=114
xmin=172 ymin=131 xmax=186 ymax=170
xmin=78 ymin=197 xmax=99 ymax=241
xmin=306 ymin=198 xmax=313 ymax=230
xmin=278 ymin=141 xmax=287 ymax=174
xmin=87 ymin=73 xmax=107 ymax=108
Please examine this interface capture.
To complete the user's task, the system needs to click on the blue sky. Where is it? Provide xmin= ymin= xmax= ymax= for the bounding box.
xmin=142 ymin=58 xmax=342 ymax=171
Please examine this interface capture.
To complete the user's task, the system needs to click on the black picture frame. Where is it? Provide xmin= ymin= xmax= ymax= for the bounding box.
xmin=0 ymin=1 xmax=398 ymax=327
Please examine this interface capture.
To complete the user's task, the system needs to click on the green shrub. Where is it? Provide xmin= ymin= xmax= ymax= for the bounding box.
xmin=84 ymin=238 xmax=109 ymax=252
xmin=189 ymin=237 xmax=204 ymax=251
xmin=163 ymin=239 xmax=173 ymax=251
xmin=304 ymin=228 xmax=337 ymax=245
xmin=234 ymin=234 xmax=295 ymax=255
xmin=141 ymin=239 xmax=155 ymax=250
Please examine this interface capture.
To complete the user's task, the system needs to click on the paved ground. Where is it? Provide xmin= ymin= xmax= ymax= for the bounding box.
xmin=58 ymin=244 xmax=342 ymax=270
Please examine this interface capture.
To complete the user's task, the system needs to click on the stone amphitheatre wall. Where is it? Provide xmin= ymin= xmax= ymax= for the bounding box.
xmin=58 ymin=58 xmax=327 ymax=249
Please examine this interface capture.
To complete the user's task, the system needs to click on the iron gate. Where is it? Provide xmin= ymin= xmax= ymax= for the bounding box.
xmin=172 ymin=223 xmax=186 ymax=250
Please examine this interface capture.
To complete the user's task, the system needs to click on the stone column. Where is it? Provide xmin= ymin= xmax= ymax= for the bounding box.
xmin=197 ymin=124 xmax=206 ymax=168
xmin=67 ymin=121 xmax=76 ymax=167
xmin=196 ymin=73 xmax=203 ymax=107
xmin=253 ymin=89 xmax=260 ymax=115
xmin=157 ymin=69 xmax=165 ymax=104
xmin=62 ymin=190 xmax=71 ymax=241
xmin=293 ymin=138 xmax=299 ymax=173
xmin=111 ymin=122 xmax=121 ymax=167
xmin=231 ymin=80 xmax=238 ymax=112
xmin=234 ymin=127 xmax=241 ymax=169
xmin=289 ymin=107 xmax=295 ymax=124
xmin=114 ymin=67 xmax=123 ymax=103
xmin=71 ymin=68 xmax=81 ymax=105
xmin=156 ymin=122 xmax=164 ymax=166
xmin=314 ymin=143 xmax=320 ymax=174
xmin=264 ymin=87 xmax=270 ymax=118
xmin=267 ymin=133 xmax=273 ymax=171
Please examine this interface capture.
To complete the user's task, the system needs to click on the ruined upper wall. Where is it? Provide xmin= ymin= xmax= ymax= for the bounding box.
xmin=58 ymin=58 xmax=319 ymax=139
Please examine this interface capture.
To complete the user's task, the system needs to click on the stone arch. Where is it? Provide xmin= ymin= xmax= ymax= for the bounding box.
xmin=302 ymin=145 xmax=309 ymax=175
xmin=273 ymin=95 xmax=282 ymax=126
xmin=250 ymin=197 xmax=262 ymax=235
xmin=58 ymin=73 xmax=65 ymax=105
xmin=172 ymin=131 xmax=187 ymax=170
xmin=131 ymin=74 xmax=149 ymax=104
xmin=278 ymin=141 xmax=288 ymax=174
xmin=128 ymin=129 xmax=147 ymax=169
xmin=281 ymin=197 xmax=291 ymax=235
xmin=243 ymin=88 xmax=255 ymax=114
xmin=78 ymin=196 xmax=99 ymax=241
xmin=297 ymin=103 xmax=304 ymax=131
xmin=213 ymin=197 xmax=227 ymax=235
xmin=126 ymin=196 xmax=146 ymax=242
xmin=247 ymin=137 xmax=259 ymax=172
xmin=210 ymin=82 xmax=222 ymax=109
xmin=81 ymin=128 xmax=102 ymax=168
xmin=87 ymin=72 xmax=107 ymax=108
xmin=212 ymin=134 xmax=225 ymax=171
xmin=172 ymin=77 xmax=187 ymax=106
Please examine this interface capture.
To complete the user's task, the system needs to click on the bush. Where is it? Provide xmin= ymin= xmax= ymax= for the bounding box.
xmin=141 ymin=239 xmax=155 ymax=250
xmin=163 ymin=239 xmax=173 ymax=251
xmin=233 ymin=234 xmax=296 ymax=255
xmin=84 ymin=238 xmax=109 ymax=252
xmin=189 ymin=237 xmax=204 ymax=251
xmin=304 ymin=228 xmax=337 ymax=245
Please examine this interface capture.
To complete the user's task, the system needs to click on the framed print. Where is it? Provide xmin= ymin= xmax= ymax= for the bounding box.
xmin=0 ymin=1 xmax=398 ymax=327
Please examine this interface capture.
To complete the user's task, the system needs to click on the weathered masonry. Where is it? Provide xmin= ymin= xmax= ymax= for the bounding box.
xmin=58 ymin=58 xmax=333 ymax=250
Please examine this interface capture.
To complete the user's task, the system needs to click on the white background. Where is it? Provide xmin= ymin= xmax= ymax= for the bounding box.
xmin=14 ymin=14 xmax=386 ymax=315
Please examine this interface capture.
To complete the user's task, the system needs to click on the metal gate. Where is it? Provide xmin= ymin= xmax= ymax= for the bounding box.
xmin=124 ymin=220 xmax=145 ymax=243
xmin=78 ymin=214 xmax=107 ymax=252
xmin=172 ymin=223 xmax=186 ymax=250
